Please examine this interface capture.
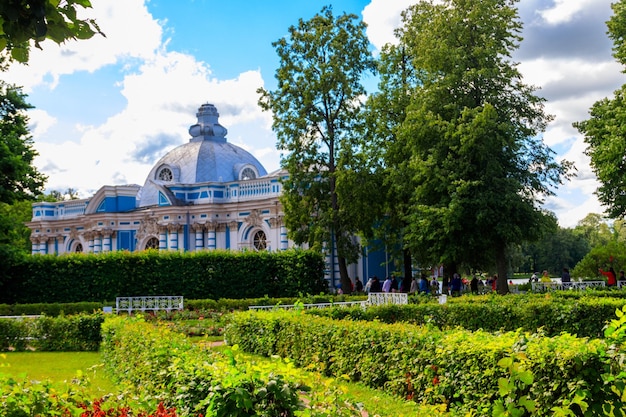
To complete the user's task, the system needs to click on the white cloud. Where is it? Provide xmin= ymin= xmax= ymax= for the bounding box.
xmin=27 ymin=109 xmax=57 ymax=138
xmin=362 ymin=0 xmax=413 ymax=51
xmin=538 ymin=0 xmax=599 ymax=25
xmin=5 ymin=0 xmax=277 ymax=196
xmin=4 ymin=0 xmax=162 ymax=92
xmin=5 ymin=0 xmax=623 ymax=230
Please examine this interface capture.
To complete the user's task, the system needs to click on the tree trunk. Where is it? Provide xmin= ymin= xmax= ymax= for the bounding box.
xmin=403 ymin=249 xmax=413 ymax=282
xmin=338 ymin=255 xmax=351 ymax=294
xmin=496 ymin=243 xmax=510 ymax=295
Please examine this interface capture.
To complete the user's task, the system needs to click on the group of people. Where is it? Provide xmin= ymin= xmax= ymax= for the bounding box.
xmin=362 ymin=273 xmax=500 ymax=297
xmin=529 ymin=267 xmax=626 ymax=287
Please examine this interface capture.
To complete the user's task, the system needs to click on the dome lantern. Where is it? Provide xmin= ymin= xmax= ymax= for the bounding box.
xmin=188 ymin=103 xmax=228 ymax=143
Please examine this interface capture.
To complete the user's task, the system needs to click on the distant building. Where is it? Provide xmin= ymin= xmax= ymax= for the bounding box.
xmin=27 ymin=103 xmax=395 ymax=288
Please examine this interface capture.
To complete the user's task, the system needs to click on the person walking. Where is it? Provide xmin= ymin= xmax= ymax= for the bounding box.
xmin=600 ymin=267 xmax=617 ymax=287
xmin=382 ymin=276 xmax=393 ymax=293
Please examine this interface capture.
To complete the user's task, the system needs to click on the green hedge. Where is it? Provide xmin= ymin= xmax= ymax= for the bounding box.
xmin=0 ymin=295 xmax=366 ymax=317
xmin=0 ymin=313 xmax=105 ymax=351
xmin=225 ymin=310 xmax=626 ymax=416
xmin=309 ymin=293 xmax=626 ymax=338
xmin=2 ymin=249 xmax=326 ymax=304
xmin=100 ymin=316 xmax=362 ymax=416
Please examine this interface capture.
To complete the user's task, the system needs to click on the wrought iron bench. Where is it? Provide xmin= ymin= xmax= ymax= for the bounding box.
xmin=115 ymin=296 xmax=184 ymax=314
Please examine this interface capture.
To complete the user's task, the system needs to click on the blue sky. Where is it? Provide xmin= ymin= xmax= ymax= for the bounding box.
xmin=4 ymin=0 xmax=625 ymax=227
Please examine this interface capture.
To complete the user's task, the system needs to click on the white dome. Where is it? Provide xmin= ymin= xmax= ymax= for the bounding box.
xmin=138 ymin=103 xmax=267 ymax=207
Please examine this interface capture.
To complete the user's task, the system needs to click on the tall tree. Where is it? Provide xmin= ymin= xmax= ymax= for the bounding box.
xmin=258 ymin=6 xmax=375 ymax=293
xmin=574 ymin=1 xmax=626 ymax=219
xmin=396 ymin=0 xmax=572 ymax=293
xmin=359 ymin=43 xmax=422 ymax=279
xmin=0 ymin=0 xmax=103 ymax=63
xmin=0 ymin=81 xmax=46 ymax=204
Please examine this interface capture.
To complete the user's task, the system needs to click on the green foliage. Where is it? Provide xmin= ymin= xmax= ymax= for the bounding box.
xmin=2 ymin=249 xmax=327 ymax=304
xmin=0 ymin=0 xmax=103 ymax=63
xmin=574 ymin=1 xmax=626 ymax=219
xmin=0 ymin=312 xmax=104 ymax=351
xmin=258 ymin=6 xmax=375 ymax=293
xmin=390 ymin=0 xmax=572 ymax=288
xmin=518 ymin=225 xmax=590 ymax=275
xmin=0 ymin=375 xmax=93 ymax=417
xmin=306 ymin=293 xmax=626 ymax=339
xmin=0 ymin=81 xmax=46 ymax=204
xmin=226 ymin=310 xmax=623 ymax=415
xmin=101 ymin=315 xmax=364 ymax=416
xmin=571 ymin=240 xmax=626 ymax=279
xmin=0 ymin=301 xmax=106 ymax=316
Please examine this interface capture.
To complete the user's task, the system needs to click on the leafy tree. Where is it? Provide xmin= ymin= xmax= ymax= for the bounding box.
xmin=0 ymin=81 xmax=46 ymax=204
xmin=0 ymin=200 xmax=31 ymax=254
xmin=0 ymin=0 xmax=103 ymax=63
xmin=571 ymin=240 xmax=626 ymax=280
xmin=573 ymin=213 xmax=613 ymax=248
xmin=395 ymin=0 xmax=572 ymax=293
xmin=574 ymin=0 xmax=626 ymax=219
xmin=258 ymin=6 xmax=375 ymax=293
xmin=358 ymin=44 xmax=422 ymax=280
xmin=518 ymin=226 xmax=590 ymax=275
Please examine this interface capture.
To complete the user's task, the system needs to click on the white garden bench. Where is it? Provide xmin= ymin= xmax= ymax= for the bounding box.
xmin=116 ymin=296 xmax=184 ymax=314
xmin=248 ymin=292 xmax=408 ymax=311
xmin=366 ymin=292 xmax=408 ymax=306
xmin=531 ymin=281 xmax=606 ymax=292
xmin=248 ymin=301 xmax=366 ymax=310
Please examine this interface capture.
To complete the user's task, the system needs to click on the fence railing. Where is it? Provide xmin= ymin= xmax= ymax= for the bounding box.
xmin=116 ymin=296 xmax=184 ymax=314
xmin=531 ymin=281 xmax=606 ymax=292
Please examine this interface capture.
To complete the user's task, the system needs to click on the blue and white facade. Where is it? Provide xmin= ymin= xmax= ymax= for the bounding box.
xmin=26 ymin=103 xmax=393 ymax=288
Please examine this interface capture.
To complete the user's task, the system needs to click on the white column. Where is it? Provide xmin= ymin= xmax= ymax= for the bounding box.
xmin=193 ymin=224 xmax=204 ymax=251
xmin=93 ymin=234 xmax=102 ymax=254
xmin=168 ymin=224 xmax=179 ymax=251
xmin=159 ymin=226 xmax=167 ymax=250
xmin=229 ymin=221 xmax=239 ymax=250
xmin=87 ymin=232 xmax=95 ymax=253
xmin=207 ymin=223 xmax=217 ymax=250
xmin=39 ymin=238 xmax=48 ymax=254
xmin=216 ymin=223 xmax=226 ymax=249
xmin=31 ymin=237 xmax=40 ymax=254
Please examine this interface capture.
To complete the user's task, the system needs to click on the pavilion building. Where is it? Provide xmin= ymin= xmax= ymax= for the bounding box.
xmin=26 ymin=103 xmax=393 ymax=288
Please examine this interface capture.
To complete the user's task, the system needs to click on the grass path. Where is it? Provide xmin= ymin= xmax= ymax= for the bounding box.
xmin=1 ymin=351 xmax=118 ymax=396
xmin=1 ymin=345 xmax=440 ymax=416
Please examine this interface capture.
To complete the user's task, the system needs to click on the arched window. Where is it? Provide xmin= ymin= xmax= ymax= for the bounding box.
xmin=158 ymin=167 xmax=173 ymax=182
xmin=240 ymin=167 xmax=256 ymax=180
xmin=253 ymin=230 xmax=267 ymax=251
xmin=145 ymin=237 xmax=159 ymax=250
xmin=75 ymin=243 xmax=83 ymax=253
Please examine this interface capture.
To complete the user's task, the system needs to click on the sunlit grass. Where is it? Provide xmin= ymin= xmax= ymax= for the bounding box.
xmin=0 ymin=352 xmax=119 ymax=396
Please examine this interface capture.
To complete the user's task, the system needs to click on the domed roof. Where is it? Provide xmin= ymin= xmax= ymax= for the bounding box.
xmin=138 ymin=103 xmax=268 ymax=207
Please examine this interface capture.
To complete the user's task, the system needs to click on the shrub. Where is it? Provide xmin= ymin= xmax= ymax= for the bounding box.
xmin=0 ymin=313 xmax=104 ymax=352
xmin=306 ymin=292 xmax=626 ymax=338
xmin=100 ymin=315 xmax=364 ymax=416
xmin=225 ymin=310 xmax=626 ymax=415
xmin=3 ymin=249 xmax=327 ymax=304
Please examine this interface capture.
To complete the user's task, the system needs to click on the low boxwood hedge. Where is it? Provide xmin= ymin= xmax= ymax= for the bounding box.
xmin=225 ymin=309 xmax=626 ymax=415
xmin=0 ymin=313 xmax=104 ymax=351
xmin=309 ymin=293 xmax=626 ymax=338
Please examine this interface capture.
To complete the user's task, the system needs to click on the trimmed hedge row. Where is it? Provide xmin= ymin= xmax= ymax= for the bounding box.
xmin=225 ymin=310 xmax=626 ymax=416
xmin=309 ymin=293 xmax=626 ymax=338
xmin=2 ymin=249 xmax=326 ymax=304
xmin=100 ymin=316 xmax=364 ymax=416
xmin=0 ymin=313 xmax=104 ymax=351
xmin=0 ymin=295 xmax=366 ymax=316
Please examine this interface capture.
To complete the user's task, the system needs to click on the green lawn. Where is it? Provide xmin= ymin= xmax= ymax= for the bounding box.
xmin=0 ymin=351 xmax=119 ymax=396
